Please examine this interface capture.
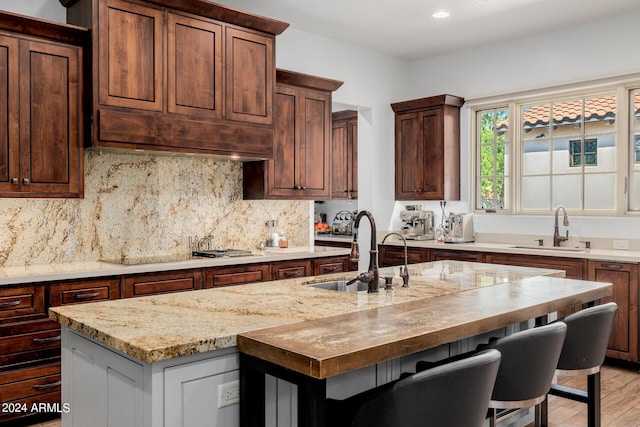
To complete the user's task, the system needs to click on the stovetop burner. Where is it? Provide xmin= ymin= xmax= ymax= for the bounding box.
xmin=191 ymin=248 xmax=254 ymax=258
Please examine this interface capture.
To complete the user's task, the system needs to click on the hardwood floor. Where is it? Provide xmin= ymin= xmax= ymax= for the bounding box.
xmin=546 ymin=363 xmax=640 ymax=427
xmin=24 ymin=364 xmax=640 ymax=427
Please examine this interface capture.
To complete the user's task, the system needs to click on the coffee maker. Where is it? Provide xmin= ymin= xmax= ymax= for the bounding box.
xmin=443 ymin=213 xmax=474 ymax=243
xmin=399 ymin=210 xmax=435 ymax=240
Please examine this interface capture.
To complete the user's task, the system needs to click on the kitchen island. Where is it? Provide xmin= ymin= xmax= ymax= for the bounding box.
xmin=48 ymin=261 xmax=611 ymax=427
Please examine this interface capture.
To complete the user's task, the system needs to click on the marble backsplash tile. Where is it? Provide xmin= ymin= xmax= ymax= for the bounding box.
xmin=0 ymin=151 xmax=310 ymax=267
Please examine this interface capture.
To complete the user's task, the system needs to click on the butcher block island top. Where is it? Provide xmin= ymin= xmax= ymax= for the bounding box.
xmin=49 ymin=261 xmax=609 ymax=366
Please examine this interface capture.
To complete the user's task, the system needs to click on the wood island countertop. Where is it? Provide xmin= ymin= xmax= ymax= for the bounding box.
xmin=49 ymin=261 xmax=609 ymax=366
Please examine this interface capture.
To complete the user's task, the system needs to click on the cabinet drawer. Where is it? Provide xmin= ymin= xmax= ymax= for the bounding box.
xmin=122 ymin=270 xmax=203 ymax=298
xmin=0 ymin=326 xmax=61 ymax=358
xmin=271 ymin=260 xmax=312 ymax=280
xmin=432 ymin=249 xmax=482 ymax=262
xmin=0 ymin=363 xmax=60 ymax=423
xmin=379 ymin=246 xmax=426 ymax=267
xmin=50 ymin=278 xmax=119 ymax=306
xmin=484 ymin=253 xmax=586 ymax=279
xmin=313 ymin=257 xmax=347 ymax=276
xmin=0 ymin=285 xmax=45 ymax=320
xmin=204 ymin=264 xmax=270 ymax=287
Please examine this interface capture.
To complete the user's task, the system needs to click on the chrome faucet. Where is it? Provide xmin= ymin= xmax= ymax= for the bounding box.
xmin=553 ymin=205 xmax=569 ymax=247
xmin=381 ymin=232 xmax=409 ymax=287
xmin=346 ymin=210 xmax=380 ymax=292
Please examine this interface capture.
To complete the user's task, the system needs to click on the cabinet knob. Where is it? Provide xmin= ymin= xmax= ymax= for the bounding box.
xmin=22 ymin=178 xmax=30 ymax=185
xmin=11 ymin=178 xmax=18 ymax=185
xmin=414 ymin=188 xmax=423 ymax=193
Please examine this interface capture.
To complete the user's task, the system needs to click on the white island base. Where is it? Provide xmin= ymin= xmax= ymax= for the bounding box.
xmin=60 ymin=323 xmax=533 ymax=427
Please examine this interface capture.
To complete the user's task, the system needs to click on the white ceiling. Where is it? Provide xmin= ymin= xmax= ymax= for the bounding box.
xmin=215 ymin=0 xmax=640 ymax=61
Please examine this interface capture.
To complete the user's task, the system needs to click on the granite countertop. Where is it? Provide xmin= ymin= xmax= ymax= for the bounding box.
xmin=49 ymin=261 xmax=564 ymax=364
xmin=377 ymin=235 xmax=640 ymax=263
xmin=0 ymin=246 xmax=349 ymax=286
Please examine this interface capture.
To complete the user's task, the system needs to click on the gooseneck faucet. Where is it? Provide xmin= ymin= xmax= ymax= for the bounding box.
xmin=347 ymin=210 xmax=380 ymax=293
xmin=381 ymin=232 xmax=410 ymax=287
xmin=553 ymin=205 xmax=569 ymax=247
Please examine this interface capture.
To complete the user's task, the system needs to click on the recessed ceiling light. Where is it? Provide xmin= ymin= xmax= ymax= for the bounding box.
xmin=432 ymin=11 xmax=450 ymax=19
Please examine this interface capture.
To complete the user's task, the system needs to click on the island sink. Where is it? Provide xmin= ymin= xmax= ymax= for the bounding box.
xmin=307 ymin=280 xmax=369 ymax=292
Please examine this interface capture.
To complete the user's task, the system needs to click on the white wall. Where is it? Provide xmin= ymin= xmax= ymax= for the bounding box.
xmin=405 ymin=8 xmax=640 ymax=241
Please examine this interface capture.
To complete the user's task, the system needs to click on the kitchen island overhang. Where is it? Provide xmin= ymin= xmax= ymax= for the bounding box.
xmin=48 ymin=261 xmax=612 ymax=427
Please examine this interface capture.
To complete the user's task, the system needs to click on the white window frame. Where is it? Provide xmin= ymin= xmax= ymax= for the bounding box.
xmin=469 ymin=75 xmax=640 ymax=217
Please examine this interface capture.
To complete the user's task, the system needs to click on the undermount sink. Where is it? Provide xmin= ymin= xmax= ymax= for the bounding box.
xmin=307 ymin=280 xmax=369 ymax=292
xmin=511 ymin=245 xmax=585 ymax=252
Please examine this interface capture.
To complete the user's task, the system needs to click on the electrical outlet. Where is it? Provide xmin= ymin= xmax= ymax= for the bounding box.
xmin=218 ymin=380 xmax=240 ymax=408
xmin=613 ymin=240 xmax=629 ymax=250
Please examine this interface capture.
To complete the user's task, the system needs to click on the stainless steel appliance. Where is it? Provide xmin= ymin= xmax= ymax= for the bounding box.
xmin=444 ymin=213 xmax=474 ymax=243
xmin=331 ymin=210 xmax=356 ymax=235
xmin=399 ymin=210 xmax=434 ymax=240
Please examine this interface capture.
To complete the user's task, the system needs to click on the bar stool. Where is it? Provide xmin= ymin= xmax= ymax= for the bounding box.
xmin=327 ymin=349 xmax=502 ymax=427
xmin=480 ymin=322 xmax=567 ymax=427
xmin=547 ymin=302 xmax=618 ymax=427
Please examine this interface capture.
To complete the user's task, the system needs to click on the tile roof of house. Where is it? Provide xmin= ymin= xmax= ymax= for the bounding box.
xmin=523 ymin=95 xmax=617 ymax=128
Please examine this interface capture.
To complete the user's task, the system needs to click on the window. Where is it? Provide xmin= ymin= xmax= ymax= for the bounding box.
xmin=630 ymin=90 xmax=640 ymax=210
xmin=569 ymin=139 xmax=597 ymax=167
xmin=474 ymin=88 xmax=625 ymax=214
xmin=476 ymin=108 xmax=509 ymax=210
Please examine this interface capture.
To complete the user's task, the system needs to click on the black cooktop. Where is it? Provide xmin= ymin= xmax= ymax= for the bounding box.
xmin=191 ymin=249 xmax=254 ymax=258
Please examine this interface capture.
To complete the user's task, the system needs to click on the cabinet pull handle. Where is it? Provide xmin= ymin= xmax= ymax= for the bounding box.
xmin=601 ymin=263 xmax=624 ymax=270
xmin=33 ymin=335 xmax=62 ymax=344
xmin=22 ymin=178 xmax=30 ymax=185
xmin=323 ymin=266 xmax=339 ymax=271
xmin=283 ymin=270 xmax=300 ymax=276
xmin=11 ymin=178 xmax=18 ymax=185
xmin=0 ymin=300 xmax=22 ymax=308
xmin=73 ymin=291 xmax=101 ymax=300
xmin=33 ymin=380 xmax=61 ymax=390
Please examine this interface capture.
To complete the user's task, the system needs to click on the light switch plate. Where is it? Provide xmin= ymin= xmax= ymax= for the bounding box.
xmin=613 ymin=240 xmax=629 ymax=250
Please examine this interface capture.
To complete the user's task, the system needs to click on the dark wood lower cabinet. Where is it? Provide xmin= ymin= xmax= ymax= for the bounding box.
xmin=271 ymin=260 xmax=312 ymax=280
xmin=378 ymin=245 xmax=428 ymax=267
xmin=204 ymin=264 xmax=271 ymax=287
xmin=122 ymin=269 xmax=203 ymax=297
xmin=588 ymin=261 xmax=639 ymax=363
xmin=431 ymin=249 xmax=481 ymax=262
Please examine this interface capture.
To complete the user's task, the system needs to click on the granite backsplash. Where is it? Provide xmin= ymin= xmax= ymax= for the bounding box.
xmin=0 ymin=151 xmax=309 ymax=267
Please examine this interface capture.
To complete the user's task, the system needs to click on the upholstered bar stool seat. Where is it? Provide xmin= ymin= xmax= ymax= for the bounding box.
xmin=327 ymin=349 xmax=501 ymax=427
xmin=547 ymin=302 xmax=618 ymax=427
xmin=480 ymin=322 xmax=567 ymax=427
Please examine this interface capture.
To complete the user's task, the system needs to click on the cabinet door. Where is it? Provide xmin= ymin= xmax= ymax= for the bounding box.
xmin=122 ymin=270 xmax=203 ymax=298
xmin=98 ymin=0 xmax=163 ymax=111
xmin=418 ymin=108 xmax=445 ymax=199
xmin=269 ymin=86 xmax=298 ymax=196
xmin=348 ymin=116 xmax=358 ymax=198
xmin=0 ymin=34 xmax=19 ymax=193
xmin=225 ymin=27 xmax=273 ymax=125
xmin=588 ymin=261 xmax=639 ymax=362
xmin=331 ymin=118 xmax=349 ymax=198
xmin=298 ymin=89 xmax=331 ymax=198
xmin=167 ymin=13 xmax=222 ymax=118
xmin=395 ymin=111 xmax=422 ymax=199
xmin=19 ymin=39 xmax=82 ymax=196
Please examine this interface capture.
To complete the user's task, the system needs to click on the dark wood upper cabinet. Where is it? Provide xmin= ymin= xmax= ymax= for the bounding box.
xmin=331 ymin=110 xmax=358 ymax=199
xmin=62 ymin=0 xmax=288 ymax=158
xmin=391 ymin=94 xmax=464 ymax=201
xmin=0 ymin=11 xmax=86 ymax=198
xmin=243 ymin=69 xmax=343 ymax=200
